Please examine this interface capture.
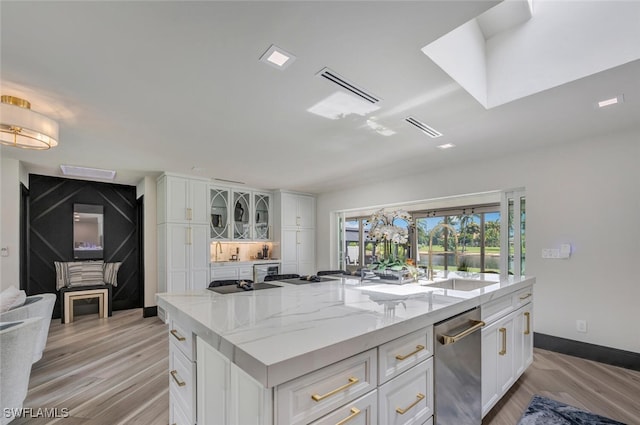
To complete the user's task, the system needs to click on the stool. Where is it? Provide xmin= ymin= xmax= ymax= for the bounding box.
xmin=60 ymin=285 xmax=112 ymax=324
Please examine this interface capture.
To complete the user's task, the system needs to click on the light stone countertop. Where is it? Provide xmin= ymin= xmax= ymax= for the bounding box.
xmin=210 ymin=259 xmax=281 ymax=266
xmin=157 ymin=272 xmax=535 ymax=387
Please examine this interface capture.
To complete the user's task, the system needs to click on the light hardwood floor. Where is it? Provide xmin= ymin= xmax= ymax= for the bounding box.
xmin=13 ymin=309 xmax=640 ymax=424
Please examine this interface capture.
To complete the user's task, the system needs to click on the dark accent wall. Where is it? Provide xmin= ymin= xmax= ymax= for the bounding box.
xmin=28 ymin=174 xmax=141 ymax=318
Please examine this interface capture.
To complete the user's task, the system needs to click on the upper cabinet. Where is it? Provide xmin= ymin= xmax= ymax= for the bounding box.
xmin=253 ymin=192 xmax=272 ymax=241
xmin=282 ymin=192 xmax=315 ymax=228
xmin=158 ymin=174 xmax=209 ymax=225
xmin=210 ymin=186 xmax=272 ymax=241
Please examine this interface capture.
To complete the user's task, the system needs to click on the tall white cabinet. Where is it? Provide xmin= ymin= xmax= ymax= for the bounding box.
xmin=157 ymin=174 xmax=211 ymax=297
xmin=274 ymin=191 xmax=316 ymax=275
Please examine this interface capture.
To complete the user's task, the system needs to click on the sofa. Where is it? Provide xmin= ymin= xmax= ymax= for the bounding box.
xmin=0 ymin=317 xmax=43 ymax=424
xmin=0 ymin=293 xmax=56 ymax=363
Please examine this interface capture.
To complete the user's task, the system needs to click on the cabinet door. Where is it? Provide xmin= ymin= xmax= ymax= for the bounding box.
xmin=190 ymin=179 xmax=210 ymax=224
xmin=167 ymin=225 xmax=189 ymax=293
xmin=297 ymin=228 xmax=315 ymax=276
xmin=254 ymin=192 xmax=271 ymax=240
xmin=197 ymin=336 xmax=230 ymax=425
xmin=481 ymin=314 xmax=516 ymax=417
xmin=233 ymin=191 xmax=251 ymax=240
xmin=282 ymin=193 xmax=299 ymax=227
xmin=515 ymin=304 xmax=533 ymax=377
xmin=210 ymin=187 xmax=231 ymax=240
xmin=297 ymin=195 xmax=315 ymax=228
xmin=190 ymin=224 xmax=211 ymax=290
xmin=282 ymin=228 xmax=300 ymax=272
xmin=166 ymin=176 xmax=190 ymax=223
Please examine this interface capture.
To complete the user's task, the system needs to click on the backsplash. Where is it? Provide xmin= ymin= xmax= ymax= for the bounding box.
xmin=210 ymin=242 xmax=274 ymax=262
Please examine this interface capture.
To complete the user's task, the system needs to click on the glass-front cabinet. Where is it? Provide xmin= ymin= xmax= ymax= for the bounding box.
xmin=210 ymin=186 xmax=272 ymax=241
xmin=210 ymin=187 xmax=230 ymax=240
xmin=233 ymin=191 xmax=251 ymax=240
xmin=253 ymin=192 xmax=271 ymax=240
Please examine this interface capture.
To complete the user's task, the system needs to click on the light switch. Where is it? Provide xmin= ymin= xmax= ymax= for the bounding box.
xmin=0 ymin=247 xmax=8 ymax=257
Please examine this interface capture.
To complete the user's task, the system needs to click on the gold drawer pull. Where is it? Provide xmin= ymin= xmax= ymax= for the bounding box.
xmin=170 ymin=329 xmax=186 ymax=341
xmin=311 ymin=377 xmax=359 ymax=402
xmin=519 ymin=293 xmax=532 ymax=300
xmin=170 ymin=370 xmax=186 ymax=387
xmin=335 ymin=407 xmax=361 ymax=425
xmin=442 ymin=320 xmax=485 ymax=345
xmin=396 ymin=393 xmax=425 ymax=415
xmin=396 ymin=345 xmax=425 ymax=361
xmin=499 ymin=327 xmax=507 ymax=356
xmin=524 ymin=312 xmax=531 ymax=335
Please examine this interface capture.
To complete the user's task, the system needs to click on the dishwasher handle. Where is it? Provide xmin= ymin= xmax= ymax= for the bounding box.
xmin=440 ymin=320 xmax=485 ymax=345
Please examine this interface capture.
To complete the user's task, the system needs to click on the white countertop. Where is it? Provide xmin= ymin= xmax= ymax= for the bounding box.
xmin=157 ymin=272 xmax=535 ymax=387
xmin=211 ymin=259 xmax=281 ymax=266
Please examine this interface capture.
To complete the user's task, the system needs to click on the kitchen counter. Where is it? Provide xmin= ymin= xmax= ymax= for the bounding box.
xmin=157 ymin=271 xmax=534 ymax=388
xmin=210 ymin=259 xmax=280 ymax=266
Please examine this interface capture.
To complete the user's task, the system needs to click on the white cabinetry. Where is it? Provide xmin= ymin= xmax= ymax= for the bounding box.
xmin=210 ymin=186 xmax=273 ymax=241
xmin=211 ymin=264 xmax=253 ymax=281
xmin=168 ymin=317 xmax=196 ymax=425
xmin=481 ymin=286 xmax=534 ymax=417
xmin=197 ymin=336 xmax=272 ymax=425
xmin=275 ymin=191 xmax=315 ymax=275
xmin=158 ymin=174 xmax=210 ymax=295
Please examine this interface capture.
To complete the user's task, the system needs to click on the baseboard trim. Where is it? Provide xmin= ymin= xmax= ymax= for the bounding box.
xmin=534 ymin=332 xmax=640 ymax=371
xmin=142 ymin=306 xmax=158 ymax=318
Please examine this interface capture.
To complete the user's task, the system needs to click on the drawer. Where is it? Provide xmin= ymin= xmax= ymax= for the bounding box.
xmin=310 ymin=390 xmax=377 ymax=425
xmin=379 ymin=327 xmax=433 ymax=384
xmin=239 ymin=266 xmax=253 ymax=280
xmin=276 ymin=349 xmax=377 ymax=425
xmin=169 ymin=317 xmax=194 ymax=360
xmin=169 ymin=387 xmax=193 ymax=425
xmin=513 ymin=285 xmax=533 ymax=309
xmin=169 ymin=342 xmax=196 ymax=421
xmin=482 ymin=285 xmax=533 ymax=324
xmin=378 ymin=358 xmax=434 ymax=425
xmin=211 ymin=266 xmax=239 ymax=280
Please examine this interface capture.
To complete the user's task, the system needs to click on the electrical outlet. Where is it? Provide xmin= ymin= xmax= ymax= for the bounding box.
xmin=542 ymin=248 xmax=560 ymax=259
xmin=576 ymin=320 xmax=587 ymax=333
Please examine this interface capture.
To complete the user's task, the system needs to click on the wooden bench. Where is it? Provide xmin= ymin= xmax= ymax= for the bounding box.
xmin=60 ymin=285 xmax=112 ymax=324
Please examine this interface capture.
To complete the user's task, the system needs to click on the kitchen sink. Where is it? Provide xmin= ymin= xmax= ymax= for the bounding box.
xmin=425 ymin=278 xmax=497 ymax=291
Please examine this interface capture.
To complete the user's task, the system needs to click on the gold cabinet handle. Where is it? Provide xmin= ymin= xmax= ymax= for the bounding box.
xmin=395 ymin=345 xmax=425 ymax=361
xmin=170 ymin=329 xmax=186 ymax=341
xmin=499 ymin=327 xmax=507 ymax=356
xmin=396 ymin=393 xmax=425 ymax=415
xmin=524 ymin=312 xmax=531 ymax=335
xmin=186 ymin=207 xmax=192 ymax=221
xmin=519 ymin=293 xmax=532 ymax=300
xmin=442 ymin=320 xmax=485 ymax=345
xmin=170 ymin=370 xmax=186 ymax=387
xmin=311 ymin=377 xmax=359 ymax=402
xmin=335 ymin=407 xmax=361 ymax=425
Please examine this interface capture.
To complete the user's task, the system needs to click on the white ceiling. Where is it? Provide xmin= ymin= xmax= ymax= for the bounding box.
xmin=1 ymin=1 xmax=639 ymax=194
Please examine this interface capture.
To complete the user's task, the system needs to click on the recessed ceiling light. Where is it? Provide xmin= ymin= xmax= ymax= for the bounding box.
xmin=437 ymin=143 xmax=456 ymax=150
xmin=597 ymin=95 xmax=624 ymax=108
xmin=60 ymin=165 xmax=116 ymax=180
xmin=259 ymin=44 xmax=296 ymax=70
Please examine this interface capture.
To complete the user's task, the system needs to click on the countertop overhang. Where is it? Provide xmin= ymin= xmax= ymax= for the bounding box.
xmin=157 ymin=272 xmax=535 ymax=388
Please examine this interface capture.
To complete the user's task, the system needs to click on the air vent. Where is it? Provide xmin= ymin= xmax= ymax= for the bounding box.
xmin=405 ymin=116 xmax=442 ymax=138
xmin=317 ymin=68 xmax=381 ymax=104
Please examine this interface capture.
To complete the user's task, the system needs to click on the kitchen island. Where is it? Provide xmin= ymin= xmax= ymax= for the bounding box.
xmin=158 ymin=272 xmax=535 ymax=425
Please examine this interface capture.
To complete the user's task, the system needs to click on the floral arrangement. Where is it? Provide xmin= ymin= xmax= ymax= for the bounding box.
xmin=367 ymin=208 xmax=414 ymax=271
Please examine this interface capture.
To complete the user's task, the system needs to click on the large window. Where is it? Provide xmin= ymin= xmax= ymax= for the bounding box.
xmin=344 ymin=204 xmax=502 ymax=273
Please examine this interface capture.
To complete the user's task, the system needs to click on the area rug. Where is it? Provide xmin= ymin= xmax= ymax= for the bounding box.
xmin=517 ymin=395 xmax=626 ymax=425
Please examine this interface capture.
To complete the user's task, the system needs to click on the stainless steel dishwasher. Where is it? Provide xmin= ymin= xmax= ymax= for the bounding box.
xmin=434 ymin=307 xmax=485 ymax=425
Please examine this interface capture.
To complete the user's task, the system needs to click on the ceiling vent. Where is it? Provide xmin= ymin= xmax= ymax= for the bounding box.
xmin=405 ymin=116 xmax=442 ymax=138
xmin=317 ymin=68 xmax=381 ymax=104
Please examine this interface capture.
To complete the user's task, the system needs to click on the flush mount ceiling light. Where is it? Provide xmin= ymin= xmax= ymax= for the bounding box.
xmin=437 ymin=143 xmax=456 ymax=150
xmin=259 ymin=44 xmax=296 ymax=70
xmin=596 ymin=94 xmax=624 ymax=108
xmin=60 ymin=165 xmax=116 ymax=180
xmin=0 ymin=95 xmax=59 ymax=150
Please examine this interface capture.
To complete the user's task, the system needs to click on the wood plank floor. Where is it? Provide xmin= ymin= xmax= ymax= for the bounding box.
xmin=12 ymin=309 xmax=640 ymax=424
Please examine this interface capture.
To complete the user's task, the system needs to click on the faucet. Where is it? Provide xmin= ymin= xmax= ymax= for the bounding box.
xmin=427 ymin=223 xmax=459 ymax=280
xmin=214 ymin=241 xmax=223 ymax=261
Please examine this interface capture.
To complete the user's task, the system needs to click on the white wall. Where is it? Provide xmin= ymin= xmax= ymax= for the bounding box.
xmin=0 ymin=157 xmax=22 ymax=291
xmin=316 ymin=132 xmax=640 ymax=353
xmin=137 ymin=176 xmax=158 ymax=308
